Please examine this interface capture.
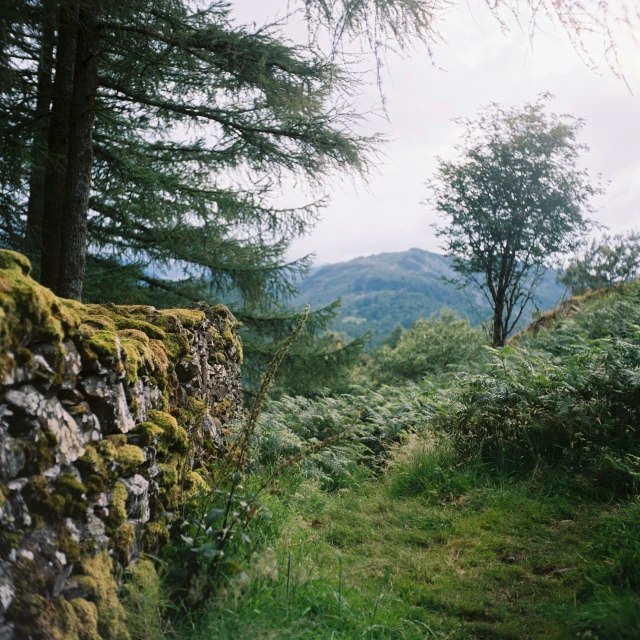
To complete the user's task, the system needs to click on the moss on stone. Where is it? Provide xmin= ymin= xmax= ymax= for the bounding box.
xmin=158 ymin=461 xmax=178 ymax=487
xmin=0 ymin=250 xmax=82 ymax=373
xmin=15 ymin=346 xmax=32 ymax=365
xmin=68 ymin=403 xmax=88 ymax=416
xmin=55 ymin=529 xmax=81 ymax=563
xmin=8 ymin=557 xmax=48 ymax=630
xmin=208 ymin=306 xmax=243 ymax=364
xmin=85 ymin=474 xmax=105 ymax=494
xmin=81 ymin=314 xmax=117 ymax=332
xmin=70 ymin=598 xmax=101 ymax=640
xmin=160 ymin=332 xmax=190 ymax=361
xmin=106 ymin=434 xmax=127 ymax=447
xmin=183 ymin=397 xmax=207 ymax=435
xmin=49 ymin=494 xmax=66 ymax=517
xmin=54 ymin=473 xmax=88 ymax=520
xmin=23 ymin=433 xmax=55 ymax=474
xmin=86 ymin=330 xmax=120 ymax=359
xmin=148 ymin=339 xmax=169 ymax=372
xmin=156 ymin=308 xmax=205 ymax=329
xmin=38 ymin=595 xmax=103 ymax=640
xmin=74 ymin=305 xmax=172 ymax=382
xmin=129 ymin=421 xmax=163 ymax=447
xmin=113 ymin=444 xmax=145 ymax=475
xmin=142 ymin=522 xmax=170 ymax=552
xmin=213 ymin=397 xmax=234 ymax=420
xmin=117 ymin=328 xmax=149 ymax=345
xmin=118 ymin=340 xmax=144 ymax=384
xmin=127 ymin=558 xmax=158 ymax=591
xmin=108 ymin=481 xmax=128 ymax=528
xmin=184 ymin=470 xmax=210 ymax=495
xmin=38 ymin=596 xmax=85 ymax=640
xmin=118 ymin=332 xmax=169 ymax=383
xmin=78 ymin=551 xmax=130 ymax=640
xmin=0 ymin=249 xmax=31 ymax=274
xmin=0 ymin=252 xmax=244 ymax=636
xmin=56 ymin=473 xmax=87 ymax=495
xmin=76 ymin=443 xmax=108 ymax=480
xmin=114 ymin=316 xmax=165 ymax=340
xmin=75 ymin=325 xmax=124 ymax=374
xmin=26 ymin=474 xmax=65 ymax=519
xmin=146 ymin=409 xmax=189 ymax=455
xmin=113 ymin=523 xmax=136 ymax=565
xmin=82 ymin=436 xmax=144 ymax=478
xmin=0 ymin=530 xmax=23 ymax=550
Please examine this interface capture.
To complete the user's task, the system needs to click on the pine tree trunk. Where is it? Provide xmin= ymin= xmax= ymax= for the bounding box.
xmin=24 ymin=0 xmax=57 ymax=273
xmin=57 ymin=7 xmax=100 ymax=300
xmin=40 ymin=0 xmax=79 ymax=290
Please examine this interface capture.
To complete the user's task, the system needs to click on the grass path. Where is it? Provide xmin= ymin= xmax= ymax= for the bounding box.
xmin=174 ymin=440 xmax=637 ymax=639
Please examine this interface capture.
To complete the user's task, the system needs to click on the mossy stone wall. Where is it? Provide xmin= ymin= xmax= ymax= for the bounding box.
xmin=0 ymin=251 xmax=242 ymax=639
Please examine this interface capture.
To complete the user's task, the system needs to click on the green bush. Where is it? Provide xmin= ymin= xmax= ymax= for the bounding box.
xmin=369 ymin=308 xmax=487 ymax=383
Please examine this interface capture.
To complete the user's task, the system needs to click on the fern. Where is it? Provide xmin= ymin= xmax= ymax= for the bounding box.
xmin=430 ymin=282 xmax=640 ymax=493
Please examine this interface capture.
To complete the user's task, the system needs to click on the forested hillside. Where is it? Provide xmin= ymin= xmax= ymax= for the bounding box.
xmin=296 ymin=248 xmax=566 ymax=343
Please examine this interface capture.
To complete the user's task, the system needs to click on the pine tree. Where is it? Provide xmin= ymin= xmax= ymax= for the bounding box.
xmin=0 ymin=0 xmax=634 ymax=393
xmin=1 ymin=0 xmax=377 ymax=393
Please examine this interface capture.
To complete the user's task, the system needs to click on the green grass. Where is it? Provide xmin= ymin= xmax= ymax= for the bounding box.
xmin=162 ymin=436 xmax=640 ymax=640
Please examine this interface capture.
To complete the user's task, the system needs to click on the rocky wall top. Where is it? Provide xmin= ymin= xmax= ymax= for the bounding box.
xmin=0 ymin=251 xmax=243 ymax=639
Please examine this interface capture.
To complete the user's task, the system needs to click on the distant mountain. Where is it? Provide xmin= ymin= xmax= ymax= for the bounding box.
xmin=294 ymin=248 xmax=567 ymax=345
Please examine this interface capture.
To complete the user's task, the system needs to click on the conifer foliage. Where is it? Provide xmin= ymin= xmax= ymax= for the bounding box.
xmin=1 ymin=0 xmax=378 ymax=389
xmin=4 ymin=0 xmax=371 ymax=301
xmin=0 ymin=0 xmax=633 ymax=392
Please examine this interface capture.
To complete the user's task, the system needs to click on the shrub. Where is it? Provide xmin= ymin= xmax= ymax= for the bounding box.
xmin=370 ymin=308 xmax=487 ymax=383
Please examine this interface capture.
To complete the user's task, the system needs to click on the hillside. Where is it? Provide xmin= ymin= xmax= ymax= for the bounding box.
xmin=295 ymin=248 xmax=566 ymax=344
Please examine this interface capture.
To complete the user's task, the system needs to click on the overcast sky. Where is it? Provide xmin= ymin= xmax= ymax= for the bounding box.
xmin=231 ymin=1 xmax=640 ymax=266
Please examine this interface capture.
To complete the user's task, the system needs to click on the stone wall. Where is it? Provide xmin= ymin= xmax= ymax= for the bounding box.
xmin=0 ymin=251 xmax=242 ymax=639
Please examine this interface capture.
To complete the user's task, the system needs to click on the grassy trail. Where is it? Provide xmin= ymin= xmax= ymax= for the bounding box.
xmin=175 ymin=440 xmax=633 ymax=640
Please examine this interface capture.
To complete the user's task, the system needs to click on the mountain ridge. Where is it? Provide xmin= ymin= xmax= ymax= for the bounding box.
xmin=295 ymin=247 xmax=567 ymax=345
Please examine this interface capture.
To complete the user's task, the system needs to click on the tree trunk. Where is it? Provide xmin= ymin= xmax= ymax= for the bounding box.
xmin=57 ymin=7 xmax=100 ymax=300
xmin=24 ymin=0 xmax=57 ymax=274
xmin=492 ymin=296 xmax=506 ymax=347
xmin=40 ymin=0 xmax=79 ymax=290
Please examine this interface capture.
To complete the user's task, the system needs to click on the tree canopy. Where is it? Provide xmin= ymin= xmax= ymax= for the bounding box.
xmin=428 ymin=95 xmax=600 ymax=346
xmin=560 ymin=230 xmax=640 ymax=296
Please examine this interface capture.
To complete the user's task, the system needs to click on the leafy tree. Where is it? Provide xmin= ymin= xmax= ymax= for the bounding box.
xmin=560 ymin=230 xmax=640 ymax=295
xmin=371 ymin=308 xmax=486 ymax=382
xmin=428 ymin=95 xmax=600 ymax=347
